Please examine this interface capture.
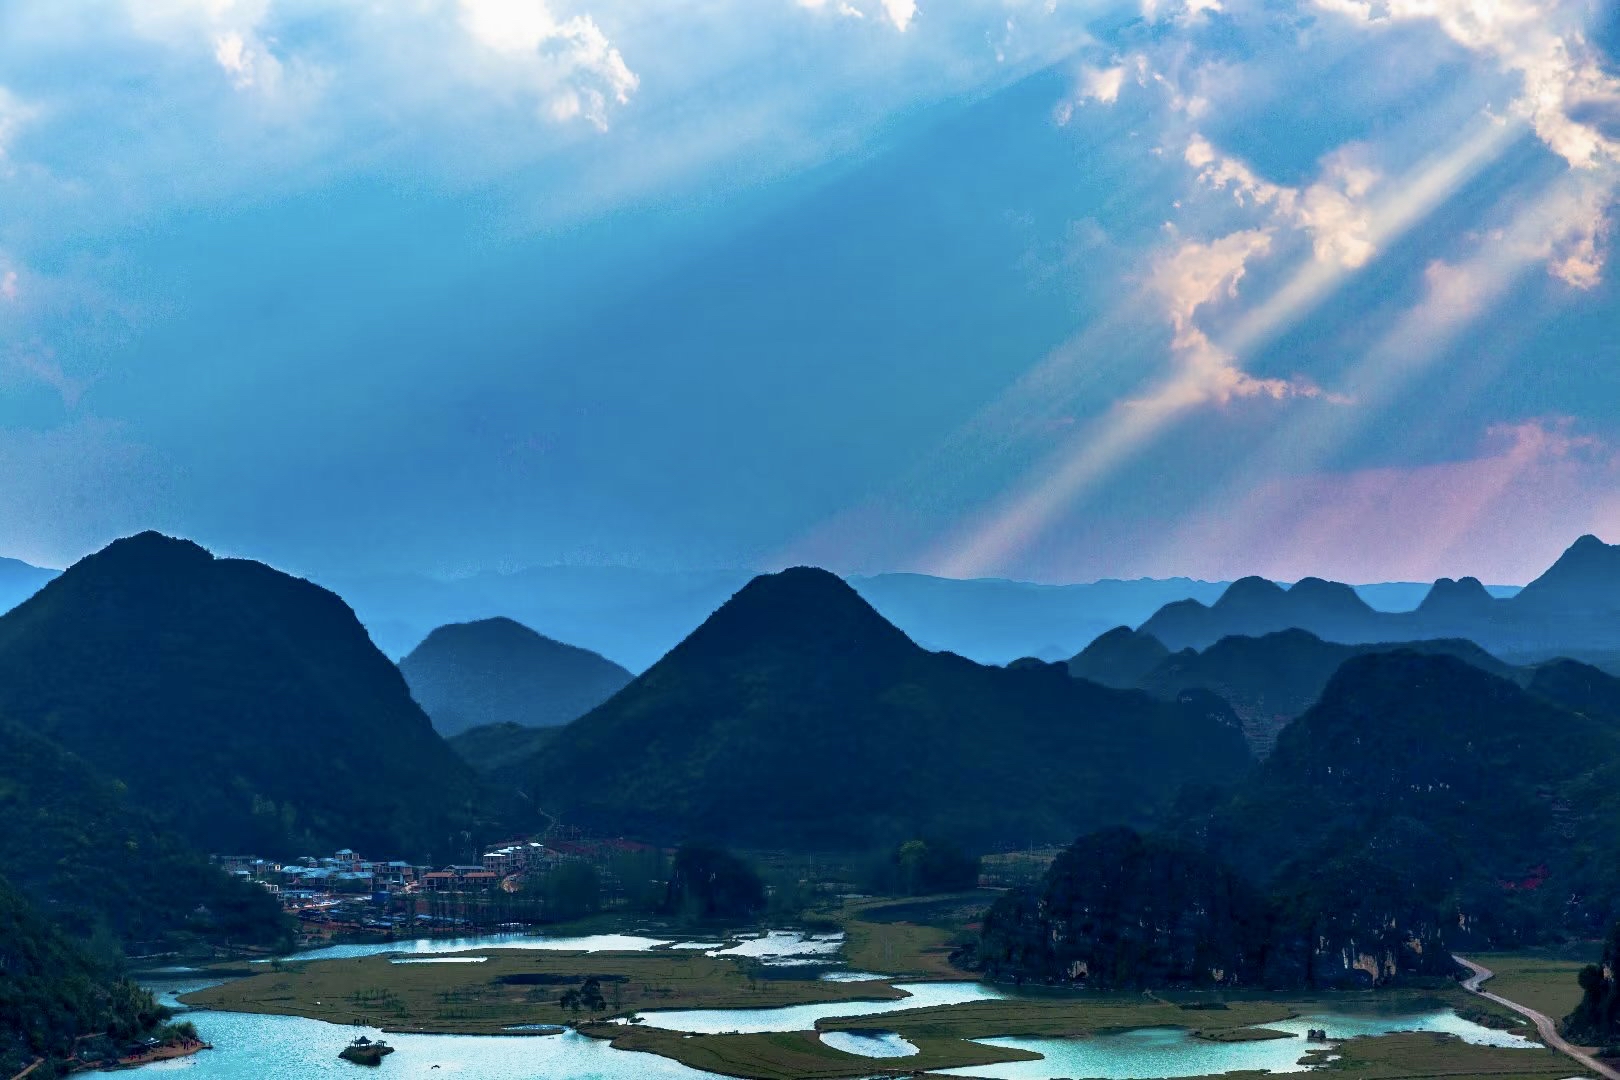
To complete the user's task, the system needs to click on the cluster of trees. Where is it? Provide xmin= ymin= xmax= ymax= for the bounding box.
xmin=864 ymin=839 xmax=980 ymax=897
xmin=1566 ymin=923 xmax=1620 ymax=1047
xmin=662 ymin=844 xmax=767 ymax=922
xmin=969 ymin=827 xmax=1456 ymax=990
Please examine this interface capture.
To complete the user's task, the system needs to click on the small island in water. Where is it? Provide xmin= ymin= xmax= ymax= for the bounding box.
xmin=339 ymin=1036 xmax=395 ymax=1066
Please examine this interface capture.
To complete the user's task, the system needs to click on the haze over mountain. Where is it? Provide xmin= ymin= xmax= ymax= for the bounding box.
xmin=506 ymin=567 xmax=1252 ymax=850
xmin=1073 ymin=627 xmax=1516 ymax=755
xmin=0 ymin=532 xmax=479 ymax=860
xmin=1136 ymin=536 xmax=1620 ymax=664
xmin=399 ymin=617 xmax=633 ymax=737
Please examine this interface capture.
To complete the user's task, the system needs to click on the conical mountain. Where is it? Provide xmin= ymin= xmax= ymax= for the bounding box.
xmin=400 ymin=617 xmax=633 ymax=736
xmin=1517 ymin=535 xmax=1620 ymax=609
xmin=1067 ymin=626 xmax=1170 ymax=689
xmin=0 ymin=532 xmax=477 ymax=859
xmin=511 ymin=566 xmax=1252 ymax=849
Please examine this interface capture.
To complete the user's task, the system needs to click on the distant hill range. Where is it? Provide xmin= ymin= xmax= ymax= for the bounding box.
xmin=399 ymin=617 xmax=633 ymax=737
xmin=0 ymin=556 xmax=56 ymax=614
xmin=504 ymin=566 xmax=1252 ymax=850
xmin=1203 ymin=650 xmax=1620 ymax=942
xmin=1070 ymin=627 xmax=1515 ymax=755
xmin=1135 ymin=535 xmax=1612 ymax=663
xmin=0 ymin=532 xmax=478 ymax=861
xmin=322 ymin=564 xmax=1521 ymax=672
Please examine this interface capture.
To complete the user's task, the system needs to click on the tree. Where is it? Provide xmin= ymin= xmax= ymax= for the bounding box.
xmin=662 ymin=844 xmax=765 ymax=922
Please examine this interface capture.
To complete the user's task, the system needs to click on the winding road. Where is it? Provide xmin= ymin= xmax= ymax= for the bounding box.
xmin=1454 ymin=954 xmax=1620 ymax=1080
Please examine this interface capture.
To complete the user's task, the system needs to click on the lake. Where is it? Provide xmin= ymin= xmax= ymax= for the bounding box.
xmin=143 ymin=932 xmax=1545 ymax=1080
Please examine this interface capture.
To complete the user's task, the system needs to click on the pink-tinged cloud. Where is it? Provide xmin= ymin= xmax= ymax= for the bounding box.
xmin=1164 ymin=417 xmax=1620 ymax=584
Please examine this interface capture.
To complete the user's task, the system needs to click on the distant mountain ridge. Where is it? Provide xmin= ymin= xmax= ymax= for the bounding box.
xmin=399 ymin=617 xmax=633 ymax=736
xmin=1072 ymin=627 xmax=1516 ymax=755
xmin=0 ymin=532 xmax=479 ymax=860
xmin=1135 ymin=536 xmax=1613 ymax=661
xmin=506 ymin=566 xmax=1253 ymax=850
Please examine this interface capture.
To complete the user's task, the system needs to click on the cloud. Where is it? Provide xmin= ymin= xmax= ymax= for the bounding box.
xmin=456 ymin=1 xmax=639 ymax=130
xmin=1308 ymin=0 xmax=1620 ymax=264
xmin=797 ymin=0 xmax=917 ymax=31
xmin=1186 ymin=135 xmax=1380 ymax=268
xmin=0 ymin=271 xmax=16 ymax=303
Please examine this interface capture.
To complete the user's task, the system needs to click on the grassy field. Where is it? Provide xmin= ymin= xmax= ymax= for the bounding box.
xmin=583 ymin=1024 xmax=1039 ymax=1079
xmin=818 ymin=995 xmax=1299 ymax=1041
xmin=1307 ymin=1030 xmax=1581 ymax=1079
xmin=180 ymin=948 xmax=906 ymax=1035
xmin=827 ymin=891 xmax=990 ymax=978
xmin=1467 ymin=950 xmax=1593 ymax=1022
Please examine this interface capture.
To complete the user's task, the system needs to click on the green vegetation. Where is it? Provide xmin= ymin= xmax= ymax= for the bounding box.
xmin=1306 ymin=1030 xmax=1574 ymax=1079
xmin=581 ymin=1024 xmax=1038 ymax=1079
xmin=511 ymin=566 xmax=1252 ymax=849
xmin=399 ymin=616 xmax=632 ymax=737
xmin=180 ymin=948 xmax=909 ymax=1034
xmin=0 ymin=874 xmax=169 ymax=1076
xmin=664 ymin=844 xmax=767 ymax=921
xmin=1564 ymin=924 xmax=1620 ymax=1046
xmin=1468 ymin=951 xmax=1589 ymax=1021
xmin=1205 ymin=651 xmax=1620 ymax=946
xmin=864 ymin=838 xmax=980 ymax=897
xmin=832 ymin=894 xmax=979 ymax=979
xmin=0 ymin=719 xmax=288 ymax=952
xmin=0 ymin=532 xmax=481 ymax=860
xmin=447 ymin=721 xmax=558 ymax=774
xmin=971 ymin=827 xmax=1288 ymax=988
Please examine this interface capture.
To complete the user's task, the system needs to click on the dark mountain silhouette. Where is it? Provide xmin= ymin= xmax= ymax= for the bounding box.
xmin=399 ymin=617 xmax=633 ymax=736
xmin=1076 ymin=628 xmax=1515 ymax=755
xmin=1134 ymin=536 xmax=1620 ymax=661
xmin=0 ymin=720 xmax=286 ymax=951
xmin=1204 ymin=651 xmax=1620 ymax=942
xmin=507 ymin=567 xmax=1252 ymax=850
xmin=1066 ymin=626 xmax=1170 ymax=689
xmin=0 ymin=532 xmax=478 ymax=860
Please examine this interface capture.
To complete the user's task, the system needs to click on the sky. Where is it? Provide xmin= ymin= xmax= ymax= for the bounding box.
xmin=0 ymin=0 xmax=1617 ymax=586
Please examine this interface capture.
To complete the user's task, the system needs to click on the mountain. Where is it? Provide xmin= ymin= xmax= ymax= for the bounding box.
xmin=1066 ymin=626 xmax=1170 ymax=689
xmin=324 ymin=565 xmax=1240 ymax=669
xmin=1204 ymin=651 xmax=1620 ymax=942
xmin=0 ymin=720 xmax=287 ymax=951
xmin=1079 ymin=628 xmax=1515 ymax=756
xmin=0 ymin=532 xmax=479 ymax=861
xmin=447 ymin=722 xmax=560 ymax=774
xmin=507 ymin=567 xmax=1252 ymax=850
xmin=399 ymin=617 xmax=633 ymax=736
xmin=0 ymin=874 xmax=169 ymax=1077
xmin=1133 ymin=536 xmax=1620 ymax=660
xmin=0 ymin=556 xmax=55 ymax=616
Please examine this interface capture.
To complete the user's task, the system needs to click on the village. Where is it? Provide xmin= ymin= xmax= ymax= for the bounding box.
xmin=211 ymin=830 xmax=665 ymax=943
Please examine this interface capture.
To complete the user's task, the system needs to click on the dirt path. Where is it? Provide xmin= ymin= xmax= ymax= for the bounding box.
xmin=1455 ymin=954 xmax=1620 ymax=1080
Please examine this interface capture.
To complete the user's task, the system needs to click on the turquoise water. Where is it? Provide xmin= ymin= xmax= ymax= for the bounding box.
xmin=819 ymin=1030 xmax=922 ymax=1058
xmin=264 ymin=932 xmax=678 ymax=963
xmin=935 ymin=1009 xmax=1540 ymax=1079
xmin=630 ymin=980 xmax=1008 ymax=1033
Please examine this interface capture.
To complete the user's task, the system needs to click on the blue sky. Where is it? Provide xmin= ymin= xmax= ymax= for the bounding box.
xmin=0 ymin=0 xmax=1616 ymax=585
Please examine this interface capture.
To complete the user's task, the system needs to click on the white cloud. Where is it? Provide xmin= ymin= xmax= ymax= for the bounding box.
xmin=0 ymin=270 xmax=16 ymax=303
xmin=0 ymin=87 xmax=38 ymax=167
xmin=1186 ymin=135 xmax=1380 ymax=269
xmin=797 ymin=0 xmax=917 ymax=31
xmin=457 ymin=0 xmax=638 ymax=131
xmin=1310 ymin=0 xmax=1620 ymax=171
xmin=1143 ymin=229 xmax=1329 ymax=407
